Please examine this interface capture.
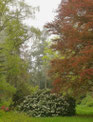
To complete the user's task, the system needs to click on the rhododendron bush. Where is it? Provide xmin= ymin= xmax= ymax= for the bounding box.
xmin=17 ymin=89 xmax=76 ymax=117
xmin=46 ymin=0 xmax=93 ymax=97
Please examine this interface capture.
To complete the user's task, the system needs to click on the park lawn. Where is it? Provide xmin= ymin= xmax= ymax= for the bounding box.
xmin=0 ymin=106 xmax=93 ymax=122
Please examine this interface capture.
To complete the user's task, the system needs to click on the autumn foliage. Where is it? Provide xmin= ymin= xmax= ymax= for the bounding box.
xmin=46 ymin=0 xmax=93 ymax=97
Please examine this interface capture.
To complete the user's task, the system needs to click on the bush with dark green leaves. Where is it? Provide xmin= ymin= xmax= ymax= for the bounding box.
xmin=10 ymin=83 xmax=38 ymax=109
xmin=17 ymin=89 xmax=76 ymax=117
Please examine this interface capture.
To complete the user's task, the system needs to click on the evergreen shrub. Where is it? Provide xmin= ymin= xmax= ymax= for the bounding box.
xmin=10 ymin=83 xmax=38 ymax=109
xmin=17 ymin=89 xmax=76 ymax=117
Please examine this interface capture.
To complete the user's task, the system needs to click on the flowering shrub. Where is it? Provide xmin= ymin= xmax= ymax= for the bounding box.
xmin=1 ymin=106 xmax=5 ymax=110
xmin=5 ymin=107 xmax=9 ymax=112
xmin=1 ymin=106 xmax=9 ymax=112
xmin=17 ymin=89 xmax=76 ymax=117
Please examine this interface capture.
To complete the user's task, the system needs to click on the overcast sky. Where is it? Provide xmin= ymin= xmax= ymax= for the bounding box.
xmin=25 ymin=0 xmax=61 ymax=30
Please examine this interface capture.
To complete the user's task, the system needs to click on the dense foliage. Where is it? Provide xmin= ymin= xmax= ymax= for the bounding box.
xmin=17 ymin=89 xmax=76 ymax=117
xmin=0 ymin=0 xmax=38 ymax=99
xmin=46 ymin=0 xmax=93 ymax=97
xmin=80 ymin=94 xmax=93 ymax=107
xmin=9 ymin=83 xmax=38 ymax=109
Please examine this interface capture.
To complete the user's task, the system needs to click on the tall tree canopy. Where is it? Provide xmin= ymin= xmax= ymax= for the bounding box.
xmin=0 ymin=0 xmax=37 ymax=87
xmin=46 ymin=0 xmax=93 ymax=97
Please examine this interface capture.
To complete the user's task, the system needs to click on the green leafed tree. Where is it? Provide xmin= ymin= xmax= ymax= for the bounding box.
xmin=0 ymin=0 xmax=37 ymax=93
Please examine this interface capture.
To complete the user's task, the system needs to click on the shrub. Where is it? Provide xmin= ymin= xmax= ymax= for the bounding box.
xmin=0 ymin=79 xmax=16 ymax=100
xmin=80 ymin=94 xmax=93 ymax=107
xmin=10 ymin=83 xmax=38 ymax=109
xmin=17 ymin=89 xmax=76 ymax=117
xmin=0 ymin=106 xmax=9 ymax=112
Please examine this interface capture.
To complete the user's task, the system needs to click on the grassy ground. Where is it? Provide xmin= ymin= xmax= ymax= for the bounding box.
xmin=0 ymin=106 xmax=93 ymax=122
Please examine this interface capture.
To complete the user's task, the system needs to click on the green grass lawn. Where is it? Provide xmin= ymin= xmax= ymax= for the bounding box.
xmin=0 ymin=106 xmax=93 ymax=122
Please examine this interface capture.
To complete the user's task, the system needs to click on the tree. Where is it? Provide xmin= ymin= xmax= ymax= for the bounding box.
xmin=42 ymin=36 xmax=65 ymax=89
xmin=0 ymin=0 xmax=37 ymax=87
xmin=26 ymin=27 xmax=51 ymax=89
xmin=46 ymin=0 xmax=93 ymax=97
xmin=0 ymin=0 xmax=39 ymax=102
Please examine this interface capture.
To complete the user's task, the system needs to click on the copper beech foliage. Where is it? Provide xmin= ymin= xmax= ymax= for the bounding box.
xmin=46 ymin=0 xmax=93 ymax=97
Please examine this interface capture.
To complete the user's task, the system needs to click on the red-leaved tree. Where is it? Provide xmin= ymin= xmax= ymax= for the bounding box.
xmin=46 ymin=0 xmax=93 ymax=97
